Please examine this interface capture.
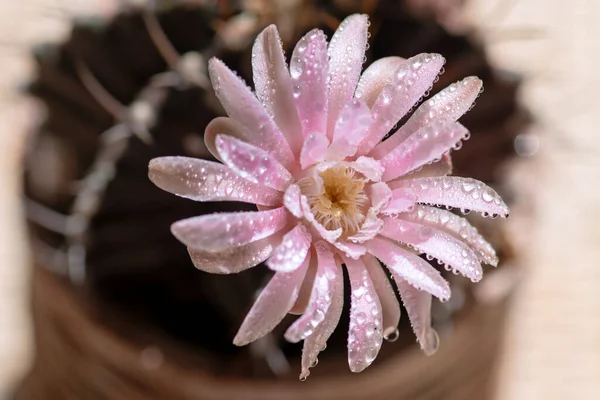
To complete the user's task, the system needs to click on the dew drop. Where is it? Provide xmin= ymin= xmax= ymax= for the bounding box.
xmin=356 ymin=312 xmax=367 ymax=324
xmin=482 ymin=187 xmax=495 ymax=203
xmin=290 ymin=61 xmax=303 ymax=79
xmin=461 ymin=181 xmax=476 ymax=192
xmin=383 ymin=327 xmax=400 ymax=342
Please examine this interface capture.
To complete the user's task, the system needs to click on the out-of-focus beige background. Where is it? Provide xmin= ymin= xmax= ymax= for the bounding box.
xmin=1 ymin=0 xmax=599 ymax=398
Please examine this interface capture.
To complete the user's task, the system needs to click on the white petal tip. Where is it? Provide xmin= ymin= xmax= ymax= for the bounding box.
xmin=420 ymin=328 xmax=440 ymax=356
xmin=233 ymin=336 xmax=248 ymax=347
xmin=349 ymin=363 xmax=368 ymax=373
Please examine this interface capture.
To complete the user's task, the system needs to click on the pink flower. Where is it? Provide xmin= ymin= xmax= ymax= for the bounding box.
xmin=148 ymin=14 xmax=508 ymax=379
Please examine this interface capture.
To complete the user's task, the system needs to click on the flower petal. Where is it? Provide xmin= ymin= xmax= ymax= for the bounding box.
xmin=208 ymin=58 xmax=294 ymax=168
xmin=343 ymin=255 xmax=384 ymax=373
xmin=395 ymin=277 xmax=439 ymax=356
xmin=326 ymin=14 xmax=369 ymax=138
xmin=380 ymin=217 xmax=483 ymax=282
xmin=368 ymin=182 xmax=393 ymax=212
xmin=233 ymin=255 xmax=310 ymax=346
xmin=373 ymin=76 xmax=482 ymax=158
xmin=355 ymin=56 xmax=405 ymax=108
xmin=300 ymin=132 xmax=330 ymax=169
xmin=388 ymin=176 xmax=509 ymax=217
xmin=300 ymin=195 xmax=343 ymax=242
xmin=350 ymin=156 xmax=383 ymax=182
xmin=171 ymin=207 xmax=289 ymax=252
xmin=148 ymin=156 xmax=282 ymax=206
xmin=334 ymin=240 xmax=367 ymax=259
xmin=366 ymin=236 xmax=450 ymax=300
xmin=382 ymin=188 xmax=417 ymax=215
xmin=215 ymin=134 xmax=292 ymax=191
xmin=285 ymin=242 xmax=337 ymax=342
xmin=363 ymin=254 xmax=401 ymax=341
xmin=203 ymin=117 xmax=247 ymax=161
xmin=299 ymin=261 xmax=344 ymax=380
xmin=403 ymin=205 xmax=498 ymax=266
xmin=187 ymin=235 xmax=279 ymax=274
xmin=290 ymin=258 xmax=317 ymax=315
xmin=252 ymin=25 xmax=303 ymax=153
xmin=359 ymin=53 xmax=446 ymax=155
xmin=266 ymin=224 xmax=312 ymax=272
xmin=291 ymin=29 xmax=329 ymax=138
xmin=380 ymin=121 xmax=468 ymax=182
xmin=347 ymin=209 xmax=383 ymax=244
xmin=283 ymin=184 xmax=303 ymax=218
xmin=328 ymin=98 xmax=372 ymax=159
xmin=399 ymin=153 xmax=452 ymax=181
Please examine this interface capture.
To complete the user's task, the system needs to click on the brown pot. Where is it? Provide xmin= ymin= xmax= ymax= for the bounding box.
xmin=14 ymin=266 xmax=512 ymax=400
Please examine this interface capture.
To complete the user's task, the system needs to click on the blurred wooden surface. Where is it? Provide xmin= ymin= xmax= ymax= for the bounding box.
xmin=465 ymin=0 xmax=600 ymax=398
xmin=1 ymin=0 xmax=600 ymax=398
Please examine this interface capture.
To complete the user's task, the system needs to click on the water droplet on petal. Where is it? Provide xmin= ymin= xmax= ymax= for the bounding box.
xmin=383 ymin=327 xmax=400 ymax=342
xmin=356 ymin=312 xmax=367 ymax=324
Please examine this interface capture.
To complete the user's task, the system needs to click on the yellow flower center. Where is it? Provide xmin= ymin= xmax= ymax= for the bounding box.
xmin=301 ymin=167 xmax=369 ymax=235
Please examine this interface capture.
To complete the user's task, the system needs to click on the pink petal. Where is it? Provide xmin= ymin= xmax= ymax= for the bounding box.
xmin=328 ymin=98 xmax=372 ymax=159
xmin=285 ymin=242 xmax=337 ymax=342
xmin=334 ymin=240 xmax=367 ymax=259
xmin=366 ymin=236 xmax=450 ymax=300
xmin=388 ymin=176 xmax=509 ymax=217
xmin=299 ymin=262 xmax=344 ymax=380
xmin=326 ymin=14 xmax=369 ymax=138
xmin=215 ymin=134 xmax=292 ymax=191
xmin=372 ymin=76 xmax=482 ymax=158
xmin=266 ymin=224 xmax=312 ymax=272
xmin=148 ymin=156 xmax=282 ymax=206
xmin=233 ymin=255 xmax=310 ymax=346
xmin=399 ymin=154 xmax=453 ymax=180
xmin=283 ymin=184 xmax=303 ymax=218
xmin=343 ymin=256 xmax=384 ymax=373
xmin=363 ymin=254 xmax=401 ymax=341
xmin=380 ymin=217 xmax=483 ymax=282
xmin=395 ymin=278 xmax=439 ymax=356
xmin=403 ymin=205 xmax=498 ymax=266
xmin=290 ymin=259 xmax=317 ymax=315
xmin=380 ymin=121 xmax=468 ymax=182
xmin=300 ymin=133 xmax=330 ymax=169
xmin=355 ymin=56 xmax=405 ymax=108
xmin=359 ymin=53 xmax=446 ymax=155
xmin=290 ymin=29 xmax=329 ymax=138
xmin=171 ymin=207 xmax=289 ymax=252
xmin=203 ymin=117 xmax=246 ymax=161
xmin=252 ymin=25 xmax=303 ymax=153
xmin=208 ymin=58 xmax=294 ymax=168
xmin=187 ymin=235 xmax=279 ymax=274
xmin=347 ymin=209 xmax=383 ymax=244
xmin=383 ymin=188 xmax=417 ymax=215
xmin=300 ymin=195 xmax=343 ymax=243
xmin=368 ymin=182 xmax=392 ymax=211
xmin=349 ymin=156 xmax=383 ymax=182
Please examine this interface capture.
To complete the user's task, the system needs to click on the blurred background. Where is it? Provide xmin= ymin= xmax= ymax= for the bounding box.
xmin=0 ymin=0 xmax=599 ymax=399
